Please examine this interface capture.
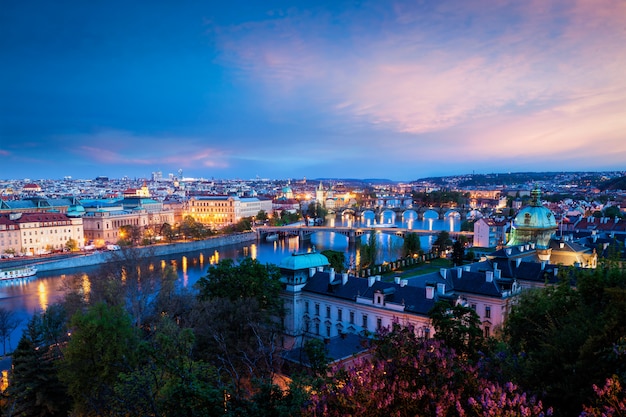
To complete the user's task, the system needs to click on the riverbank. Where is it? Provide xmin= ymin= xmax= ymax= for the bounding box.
xmin=0 ymin=232 xmax=257 ymax=273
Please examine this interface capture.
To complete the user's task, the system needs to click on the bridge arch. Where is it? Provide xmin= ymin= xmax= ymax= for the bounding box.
xmin=361 ymin=210 xmax=376 ymax=226
xmin=379 ymin=209 xmax=396 ymax=225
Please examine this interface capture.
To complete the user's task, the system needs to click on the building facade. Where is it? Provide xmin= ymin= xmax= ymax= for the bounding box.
xmin=186 ymin=196 xmax=272 ymax=228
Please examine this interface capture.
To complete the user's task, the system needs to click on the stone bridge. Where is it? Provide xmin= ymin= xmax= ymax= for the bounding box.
xmin=336 ymin=206 xmax=491 ymax=221
xmin=257 ymin=225 xmax=473 ymax=244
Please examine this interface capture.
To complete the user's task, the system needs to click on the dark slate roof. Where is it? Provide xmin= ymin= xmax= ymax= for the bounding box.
xmin=282 ymin=333 xmax=370 ymax=365
xmin=446 ymin=268 xmax=503 ymax=297
xmin=303 ymin=272 xmax=439 ymax=315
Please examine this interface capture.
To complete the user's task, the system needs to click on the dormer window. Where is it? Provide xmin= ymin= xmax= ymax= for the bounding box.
xmin=375 ymin=292 xmax=384 ymax=305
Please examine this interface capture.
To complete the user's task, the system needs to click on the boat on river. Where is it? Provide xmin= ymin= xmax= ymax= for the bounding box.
xmin=0 ymin=265 xmax=38 ymax=280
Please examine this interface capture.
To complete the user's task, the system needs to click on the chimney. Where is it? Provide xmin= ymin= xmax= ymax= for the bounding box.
xmin=329 ymin=268 xmax=336 ymax=283
xmin=309 ymin=267 xmax=316 ymax=277
xmin=342 ymin=272 xmax=348 ymax=285
xmin=506 ymin=248 xmax=512 ymax=256
xmin=400 ymin=279 xmax=408 ymax=287
xmin=440 ymin=268 xmax=447 ymax=279
xmin=559 ymin=242 xmax=564 ymax=249
xmin=494 ymin=269 xmax=501 ymax=279
xmin=317 ymin=266 xmax=324 ymax=272
xmin=463 ymin=265 xmax=471 ymax=272
xmin=376 ymin=275 xmax=381 ymax=281
xmin=394 ymin=276 xmax=401 ymax=284
xmin=368 ymin=276 xmax=376 ymax=287
xmin=516 ymin=258 xmax=521 ymax=267
xmin=426 ymin=285 xmax=435 ymax=299
xmin=541 ymin=260 xmax=546 ymax=270
xmin=437 ymin=282 xmax=446 ymax=294
xmin=553 ymin=267 xmax=559 ymax=277
xmin=457 ymin=267 xmax=463 ymax=278
xmin=486 ymin=271 xmax=494 ymax=282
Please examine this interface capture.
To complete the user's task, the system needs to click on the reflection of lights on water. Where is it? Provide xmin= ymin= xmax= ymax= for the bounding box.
xmin=329 ymin=218 xmax=335 ymax=227
xmin=82 ymin=274 xmax=91 ymax=303
xmin=449 ymin=216 xmax=455 ymax=231
xmin=38 ymin=282 xmax=48 ymax=311
xmin=161 ymin=260 xmax=166 ymax=270
xmin=121 ymin=267 xmax=127 ymax=282
xmin=199 ymin=253 xmax=204 ymax=266
xmin=182 ymin=256 xmax=188 ymax=274
xmin=209 ymin=250 xmax=220 ymax=265
xmin=428 ymin=218 xmax=434 ymax=230
xmin=149 ymin=263 xmax=155 ymax=272
xmin=250 ymin=244 xmax=257 ymax=259
xmin=243 ymin=246 xmax=249 ymax=256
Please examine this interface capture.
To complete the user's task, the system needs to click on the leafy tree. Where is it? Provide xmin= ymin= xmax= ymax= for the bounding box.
xmin=432 ymin=230 xmax=452 ymax=256
xmin=303 ymin=338 xmax=330 ymax=378
xmin=65 ymin=237 xmax=78 ymax=252
xmin=195 ymin=257 xmax=282 ymax=311
xmin=160 ymin=222 xmax=176 ymax=242
xmin=119 ymin=224 xmax=142 ymax=246
xmin=451 ymin=240 xmax=465 ymax=266
xmin=360 ymin=232 xmax=378 ymax=269
xmin=0 ymin=307 xmax=20 ymax=356
xmin=256 ymin=210 xmax=269 ymax=222
xmin=58 ymin=303 xmax=140 ymax=416
xmin=321 ymin=250 xmax=345 ymax=273
xmin=402 ymin=232 xmax=421 ymax=257
xmin=8 ymin=315 xmax=70 ymax=416
xmin=111 ymin=315 xmax=225 ymax=417
xmin=429 ymin=300 xmax=484 ymax=359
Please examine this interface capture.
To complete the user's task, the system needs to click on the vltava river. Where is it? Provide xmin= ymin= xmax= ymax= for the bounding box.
xmin=0 ymin=215 xmax=460 ymax=353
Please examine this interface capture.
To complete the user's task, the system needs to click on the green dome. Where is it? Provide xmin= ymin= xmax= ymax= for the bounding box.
xmin=507 ymin=187 xmax=557 ymax=249
xmin=279 ymin=252 xmax=329 ymax=271
xmin=512 ymin=188 xmax=557 ymax=229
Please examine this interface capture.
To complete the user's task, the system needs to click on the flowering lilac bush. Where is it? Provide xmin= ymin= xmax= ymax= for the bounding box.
xmin=307 ymin=324 xmax=552 ymax=417
xmin=580 ymin=376 xmax=626 ymax=417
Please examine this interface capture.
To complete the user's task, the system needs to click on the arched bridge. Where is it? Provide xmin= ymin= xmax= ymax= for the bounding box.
xmin=337 ymin=206 xmax=491 ymax=221
xmin=257 ymin=225 xmax=473 ymax=244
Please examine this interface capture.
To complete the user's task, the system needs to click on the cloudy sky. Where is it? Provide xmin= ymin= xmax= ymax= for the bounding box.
xmin=2 ymin=0 xmax=625 ymax=181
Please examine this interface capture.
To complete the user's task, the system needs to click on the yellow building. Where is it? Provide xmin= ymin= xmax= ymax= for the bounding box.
xmin=0 ymin=212 xmax=84 ymax=255
xmin=186 ymin=196 xmax=273 ymax=228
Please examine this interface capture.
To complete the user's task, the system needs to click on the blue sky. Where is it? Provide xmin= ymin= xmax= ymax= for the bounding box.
xmin=2 ymin=0 xmax=625 ymax=181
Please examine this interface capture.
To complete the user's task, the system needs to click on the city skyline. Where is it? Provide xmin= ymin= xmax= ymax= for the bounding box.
xmin=2 ymin=0 xmax=625 ymax=181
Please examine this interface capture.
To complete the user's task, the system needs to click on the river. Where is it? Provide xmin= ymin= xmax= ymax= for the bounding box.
xmin=0 ymin=214 xmax=460 ymax=354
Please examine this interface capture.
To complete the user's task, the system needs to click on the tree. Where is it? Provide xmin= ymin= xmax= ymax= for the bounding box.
xmin=451 ymin=240 xmax=465 ymax=266
xmin=161 ymin=222 xmax=176 ymax=242
xmin=65 ymin=237 xmax=78 ymax=252
xmin=433 ymin=230 xmax=452 ymax=256
xmin=7 ymin=315 xmax=70 ymax=416
xmin=195 ymin=257 xmax=282 ymax=311
xmin=119 ymin=224 xmax=142 ymax=246
xmin=402 ymin=232 xmax=421 ymax=257
xmin=360 ymin=232 xmax=378 ymax=269
xmin=321 ymin=250 xmax=345 ymax=273
xmin=58 ymin=303 xmax=140 ymax=416
xmin=429 ymin=300 xmax=484 ymax=358
xmin=0 ymin=307 xmax=20 ymax=356
xmin=256 ymin=210 xmax=269 ymax=222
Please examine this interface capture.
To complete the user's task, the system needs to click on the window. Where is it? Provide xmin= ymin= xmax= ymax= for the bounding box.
xmin=326 ymin=326 xmax=331 ymax=337
xmin=337 ymin=309 xmax=343 ymax=322
xmin=349 ymin=311 xmax=355 ymax=324
xmin=305 ymin=301 xmax=309 ymax=313
xmin=326 ymin=306 xmax=331 ymax=318
xmin=376 ymin=317 xmax=382 ymax=330
xmin=315 ymin=304 xmax=320 ymax=316
xmin=471 ymin=304 xmax=477 ymax=311
xmin=315 ymin=323 xmax=320 ymax=335
xmin=485 ymin=306 xmax=491 ymax=319
xmin=484 ymin=326 xmax=490 ymax=338
xmin=362 ymin=314 xmax=368 ymax=330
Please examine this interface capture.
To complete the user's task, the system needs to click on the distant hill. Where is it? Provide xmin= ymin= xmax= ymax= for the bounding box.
xmin=598 ymin=176 xmax=626 ymax=191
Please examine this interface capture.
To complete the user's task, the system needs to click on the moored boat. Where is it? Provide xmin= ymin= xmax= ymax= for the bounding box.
xmin=0 ymin=265 xmax=38 ymax=280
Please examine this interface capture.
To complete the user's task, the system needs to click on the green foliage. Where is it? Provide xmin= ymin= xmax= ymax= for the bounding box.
xmin=321 ymin=250 xmax=345 ymax=273
xmin=429 ymin=300 xmax=484 ymax=359
xmin=195 ymin=257 xmax=282 ymax=311
xmin=58 ymin=302 xmax=141 ymax=416
xmin=303 ymin=338 xmax=330 ymax=377
xmin=65 ymin=237 xmax=78 ymax=252
xmin=360 ymin=232 xmax=378 ymax=268
xmin=402 ymin=232 xmax=421 ymax=257
xmin=451 ymin=240 xmax=465 ymax=266
xmin=432 ymin=230 xmax=453 ymax=255
xmin=502 ymin=265 xmax=626 ymax=416
xmin=256 ymin=209 xmax=269 ymax=222
xmin=8 ymin=316 xmax=70 ymax=416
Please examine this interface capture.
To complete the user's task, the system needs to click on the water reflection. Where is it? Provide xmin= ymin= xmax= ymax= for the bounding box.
xmin=0 ymin=215 xmax=460 ymax=354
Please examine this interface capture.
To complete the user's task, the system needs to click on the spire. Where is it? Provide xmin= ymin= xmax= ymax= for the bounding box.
xmin=530 ymin=185 xmax=542 ymax=207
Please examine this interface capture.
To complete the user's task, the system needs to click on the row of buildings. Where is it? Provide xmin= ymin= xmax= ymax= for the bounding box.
xmin=0 ymin=185 xmax=273 ymax=256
